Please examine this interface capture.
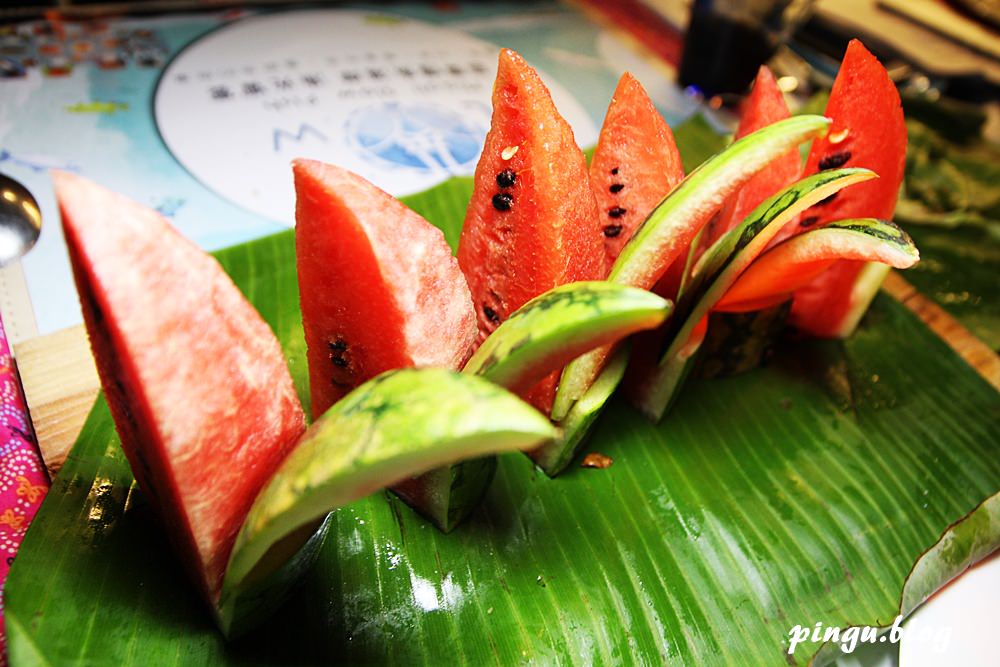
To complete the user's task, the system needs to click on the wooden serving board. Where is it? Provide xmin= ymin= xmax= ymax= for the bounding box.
xmin=17 ymin=324 xmax=97 ymax=476
xmin=17 ymin=272 xmax=1000 ymax=477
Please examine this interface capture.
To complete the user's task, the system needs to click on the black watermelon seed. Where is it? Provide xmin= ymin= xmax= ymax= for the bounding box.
xmin=608 ymin=206 xmax=627 ymax=218
xmin=603 ymin=224 xmax=623 ymax=238
xmin=799 ymin=215 xmax=820 ymax=228
xmin=610 ymin=167 xmax=619 ymax=175
xmin=496 ymin=169 xmax=516 ymax=188
xmin=818 ymin=151 xmax=851 ymax=170
xmin=114 ymin=378 xmax=139 ymax=430
xmin=816 ymin=192 xmax=839 ymax=206
xmin=328 ymin=338 xmax=350 ymax=370
xmin=492 ymin=192 xmax=513 ymax=211
xmin=609 ymin=183 xmax=624 ymax=193
xmin=483 ymin=305 xmax=501 ymax=324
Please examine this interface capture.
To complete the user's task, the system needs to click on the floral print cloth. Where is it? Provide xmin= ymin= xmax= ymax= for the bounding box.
xmin=0 ymin=317 xmax=47 ymax=664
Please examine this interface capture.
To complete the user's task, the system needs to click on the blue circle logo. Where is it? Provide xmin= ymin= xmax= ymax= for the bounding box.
xmin=346 ymin=103 xmax=485 ymax=175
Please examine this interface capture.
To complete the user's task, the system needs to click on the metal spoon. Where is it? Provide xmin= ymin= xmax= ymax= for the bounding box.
xmin=0 ymin=173 xmax=41 ymax=266
xmin=0 ymin=175 xmax=47 ymax=510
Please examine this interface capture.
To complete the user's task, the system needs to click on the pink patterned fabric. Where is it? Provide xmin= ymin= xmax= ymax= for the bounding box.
xmin=0 ymin=316 xmax=47 ymax=665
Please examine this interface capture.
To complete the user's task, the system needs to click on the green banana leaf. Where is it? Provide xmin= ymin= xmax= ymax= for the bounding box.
xmin=903 ymin=224 xmax=1000 ymax=352
xmin=7 ymin=127 xmax=1000 ymax=666
xmin=892 ymin=108 xmax=1000 ymax=352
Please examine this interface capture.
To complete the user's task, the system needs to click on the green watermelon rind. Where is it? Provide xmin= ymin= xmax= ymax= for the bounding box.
xmin=390 ymin=456 xmax=498 ymax=534
xmin=463 ymin=281 xmax=671 ymax=389
xmin=718 ymin=218 xmax=919 ymax=311
xmin=826 ymin=262 xmax=892 ymax=338
xmin=219 ymin=368 xmax=556 ymax=632
xmin=634 ymin=168 xmax=877 ymax=421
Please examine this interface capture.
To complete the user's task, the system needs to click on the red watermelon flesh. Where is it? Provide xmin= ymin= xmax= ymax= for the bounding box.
xmin=54 ymin=171 xmax=305 ymax=605
xmin=587 ymin=73 xmax=686 ymax=398
xmin=294 ymin=159 xmax=477 ymax=418
xmin=790 ymin=40 xmax=906 ymax=337
xmin=699 ymin=66 xmax=800 ymax=257
xmin=790 ymin=259 xmax=879 ymax=337
xmin=457 ymin=49 xmax=604 ymax=412
xmin=589 ymin=72 xmax=685 ymax=272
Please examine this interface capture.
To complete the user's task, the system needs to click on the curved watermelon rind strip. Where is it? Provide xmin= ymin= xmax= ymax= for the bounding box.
xmin=552 ymin=114 xmax=833 ymax=424
xmin=463 ymin=281 xmax=672 ymax=392
xmin=219 ymin=368 xmax=556 ymax=634
xmin=609 ymin=114 xmax=833 ymax=288
xmin=631 ymin=168 xmax=878 ymax=422
xmin=717 ymin=218 xmax=919 ymax=311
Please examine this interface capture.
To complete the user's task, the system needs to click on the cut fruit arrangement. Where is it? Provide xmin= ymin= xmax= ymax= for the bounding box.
xmin=52 ymin=41 xmax=917 ymax=636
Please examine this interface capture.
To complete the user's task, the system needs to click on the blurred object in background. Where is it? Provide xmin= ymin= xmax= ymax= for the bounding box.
xmin=881 ymin=0 xmax=1000 ymax=61
xmin=946 ymin=0 xmax=1000 ymax=33
xmin=800 ymin=0 xmax=1000 ymax=102
xmin=1 ymin=1 xmax=279 ymax=21
xmin=678 ymin=0 xmax=815 ymax=100
xmin=639 ymin=0 xmax=1000 ymax=105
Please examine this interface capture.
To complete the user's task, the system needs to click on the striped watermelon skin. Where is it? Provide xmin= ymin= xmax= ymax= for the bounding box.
xmin=55 ymin=171 xmax=305 ymax=605
xmin=790 ymin=40 xmax=907 ymax=337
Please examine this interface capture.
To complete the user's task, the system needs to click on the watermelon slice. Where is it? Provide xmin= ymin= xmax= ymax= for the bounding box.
xmin=589 ymin=72 xmax=685 ymax=271
xmin=618 ymin=68 xmax=794 ymax=410
xmin=294 ymin=159 xmax=477 ymax=419
xmin=552 ymin=114 xmax=832 ymax=423
xmin=584 ymin=73 xmax=686 ymax=452
xmin=54 ymin=171 xmax=305 ymax=606
xmin=293 ymin=159 xmax=486 ymax=532
xmin=698 ymin=65 xmax=801 ymax=254
xmin=457 ymin=48 xmax=604 ymax=412
xmin=789 ymin=39 xmax=907 ymax=337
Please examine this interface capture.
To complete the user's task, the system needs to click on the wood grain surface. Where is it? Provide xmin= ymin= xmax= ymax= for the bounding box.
xmin=16 ymin=325 xmax=97 ymax=476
